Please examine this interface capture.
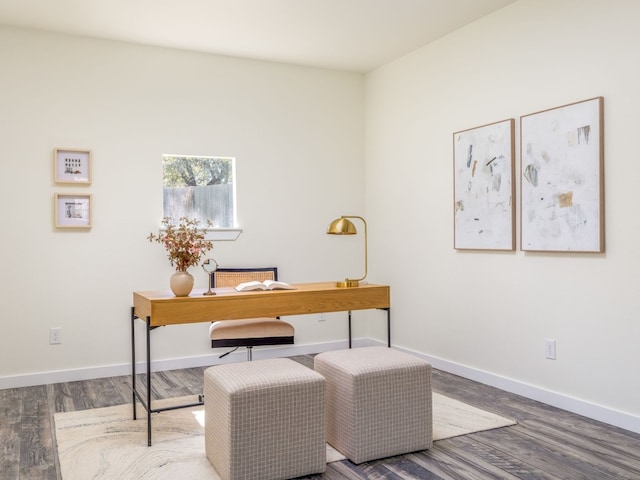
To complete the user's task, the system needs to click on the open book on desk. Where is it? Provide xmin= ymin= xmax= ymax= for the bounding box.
xmin=235 ymin=280 xmax=296 ymax=292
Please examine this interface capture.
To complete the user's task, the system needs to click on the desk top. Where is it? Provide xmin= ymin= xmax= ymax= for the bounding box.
xmin=133 ymin=282 xmax=390 ymax=326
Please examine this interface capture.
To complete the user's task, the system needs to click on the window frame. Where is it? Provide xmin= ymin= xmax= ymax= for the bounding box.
xmin=161 ymin=154 xmax=242 ymax=241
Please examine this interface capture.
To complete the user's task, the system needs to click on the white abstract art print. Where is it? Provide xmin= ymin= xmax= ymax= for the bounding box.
xmin=520 ymin=97 xmax=604 ymax=252
xmin=454 ymin=119 xmax=515 ymax=250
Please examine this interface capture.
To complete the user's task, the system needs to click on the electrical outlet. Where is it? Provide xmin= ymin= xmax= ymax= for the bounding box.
xmin=50 ymin=327 xmax=62 ymax=345
xmin=545 ymin=339 xmax=556 ymax=360
xmin=319 ymin=312 xmax=326 ymax=322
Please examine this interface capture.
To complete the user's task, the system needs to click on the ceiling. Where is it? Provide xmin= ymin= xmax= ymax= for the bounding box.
xmin=0 ymin=0 xmax=517 ymax=73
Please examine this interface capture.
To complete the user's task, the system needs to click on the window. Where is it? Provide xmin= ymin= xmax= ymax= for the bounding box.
xmin=162 ymin=155 xmax=237 ymax=231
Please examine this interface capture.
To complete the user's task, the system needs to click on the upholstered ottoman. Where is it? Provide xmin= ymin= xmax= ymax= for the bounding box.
xmin=314 ymin=346 xmax=432 ymax=464
xmin=204 ymin=358 xmax=326 ymax=480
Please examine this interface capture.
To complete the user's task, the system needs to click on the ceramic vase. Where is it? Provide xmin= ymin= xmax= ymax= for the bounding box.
xmin=170 ymin=270 xmax=194 ymax=297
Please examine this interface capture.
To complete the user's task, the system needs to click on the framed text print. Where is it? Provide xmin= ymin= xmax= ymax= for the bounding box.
xmin=520 ymin=97 xmax=604 ymax=252
xmin=453 ymin=118 xmax=515 ymax=250
xmin=54 ymin=148 xmax=92 ymax=184
xmin=55 ymin=193 xmax=92 ymax=228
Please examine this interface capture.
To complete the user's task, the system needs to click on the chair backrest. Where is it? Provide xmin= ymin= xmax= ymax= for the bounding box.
xmin=213 ymin=267 xmax=278 ymax=288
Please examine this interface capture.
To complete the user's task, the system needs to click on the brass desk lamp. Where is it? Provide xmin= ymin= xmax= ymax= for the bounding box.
xmin=326 ymin=215 xmax=367 ymax=288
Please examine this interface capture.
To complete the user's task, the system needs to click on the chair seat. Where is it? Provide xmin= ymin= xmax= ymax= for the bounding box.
xmin=209 ymin=268 xmax=295 ymax=358
xmin=210 ymin=318 xmax=294 ymax=347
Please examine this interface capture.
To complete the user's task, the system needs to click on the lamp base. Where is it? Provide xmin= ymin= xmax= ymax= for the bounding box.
xmin=336 ymin=279 xmax=360 ymax=288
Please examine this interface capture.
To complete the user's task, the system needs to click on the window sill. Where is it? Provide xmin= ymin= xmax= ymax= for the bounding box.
xmin=205 ymin=228 xmax=242 ymax=241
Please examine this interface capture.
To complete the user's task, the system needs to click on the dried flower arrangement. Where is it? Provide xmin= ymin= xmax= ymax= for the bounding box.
xmin=148 ymin=217 xmax=213 ymax=272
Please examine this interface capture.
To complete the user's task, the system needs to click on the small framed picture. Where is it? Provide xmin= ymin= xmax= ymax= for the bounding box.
xmin=54 ymin=148 xmax=92 ymax=184
xmin=55 ymin=193 xmax=92 ymax=228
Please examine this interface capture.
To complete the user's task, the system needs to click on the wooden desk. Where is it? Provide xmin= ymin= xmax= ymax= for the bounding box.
xmin=131 ymin=282 xmax=391 ymax=445
xmin=134 ymin=281 xmax=390 ymax=326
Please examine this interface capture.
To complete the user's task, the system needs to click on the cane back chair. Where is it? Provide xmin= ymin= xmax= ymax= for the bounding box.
xmin=209 ymin=267 xmax=295 ymax=361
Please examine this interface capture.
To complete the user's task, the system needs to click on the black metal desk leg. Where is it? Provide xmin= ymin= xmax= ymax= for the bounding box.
xmin=386 ymin=308 xmax=391 ymax=347
xmin=348 ymin=310 xmax=352 ymax=348
xmin=146 ymin=316 xmax=152 ymax=446
xmin=131 ymin=307 xmax=137 ymax=420
xmin=130 ymin=309 xmax=208 ymax=446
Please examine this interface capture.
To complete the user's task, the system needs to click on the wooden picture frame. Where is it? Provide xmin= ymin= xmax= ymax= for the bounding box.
xmin=54 ymin=193 xmax=92 ymax=228
xmin=54 ymin=148 xmax=92 ymax=184
xmin=453 ymin=118 xmax=515 ymax=250
xmin=520 ymin=97 xmax=604 ymax=252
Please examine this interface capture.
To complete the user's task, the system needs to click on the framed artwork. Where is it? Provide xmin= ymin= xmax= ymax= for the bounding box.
xmin=520 ymin=97 xmax=604 ymax=252
xmin=453 ymin=118 xmax=515 ymax=250
xmin=54 ymin=148 xmax=92 ymax=184
xmin=54 ymin=193 xmax=92 ymax=228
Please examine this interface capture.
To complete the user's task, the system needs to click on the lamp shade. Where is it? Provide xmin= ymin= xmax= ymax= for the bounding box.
xmin=326 ymin=217 xmax=357 ymax=235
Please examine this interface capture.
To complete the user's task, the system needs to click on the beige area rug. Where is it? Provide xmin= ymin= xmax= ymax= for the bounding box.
xmin=54 ymin=393 xmax=515 ymax=479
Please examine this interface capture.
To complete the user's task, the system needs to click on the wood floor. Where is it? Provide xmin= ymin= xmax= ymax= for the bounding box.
xmin=2 ymin=354 xmax=639 ymax=480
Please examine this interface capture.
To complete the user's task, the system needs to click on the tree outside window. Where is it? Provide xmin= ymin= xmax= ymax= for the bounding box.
xmin=162 ymin=155 xmax=236 ymax=228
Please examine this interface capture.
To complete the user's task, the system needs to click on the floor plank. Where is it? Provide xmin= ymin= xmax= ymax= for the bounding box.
xmin=0 ymin=388 xmax=21 ymax=480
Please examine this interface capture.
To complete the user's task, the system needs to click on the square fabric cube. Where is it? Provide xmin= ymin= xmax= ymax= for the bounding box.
xmin=314 ymin=346 xmax=432 ymax=464
xmin=204 ymin=358 xmax=326 ymax=480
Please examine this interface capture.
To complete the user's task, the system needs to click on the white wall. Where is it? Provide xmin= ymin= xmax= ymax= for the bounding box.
xmin=365 ymin=0 xmax=640 ymax=431
xmin=0 ymin=26 xmax=366 ymax=384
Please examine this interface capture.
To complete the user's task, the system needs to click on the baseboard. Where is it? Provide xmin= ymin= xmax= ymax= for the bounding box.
xmin=385 ymin=342 xmax=640 ymax=435
xmin=0 ymin=339 xmax=361 ymax=390
xmin=2 ymin=338 xmax=637 ymax=435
